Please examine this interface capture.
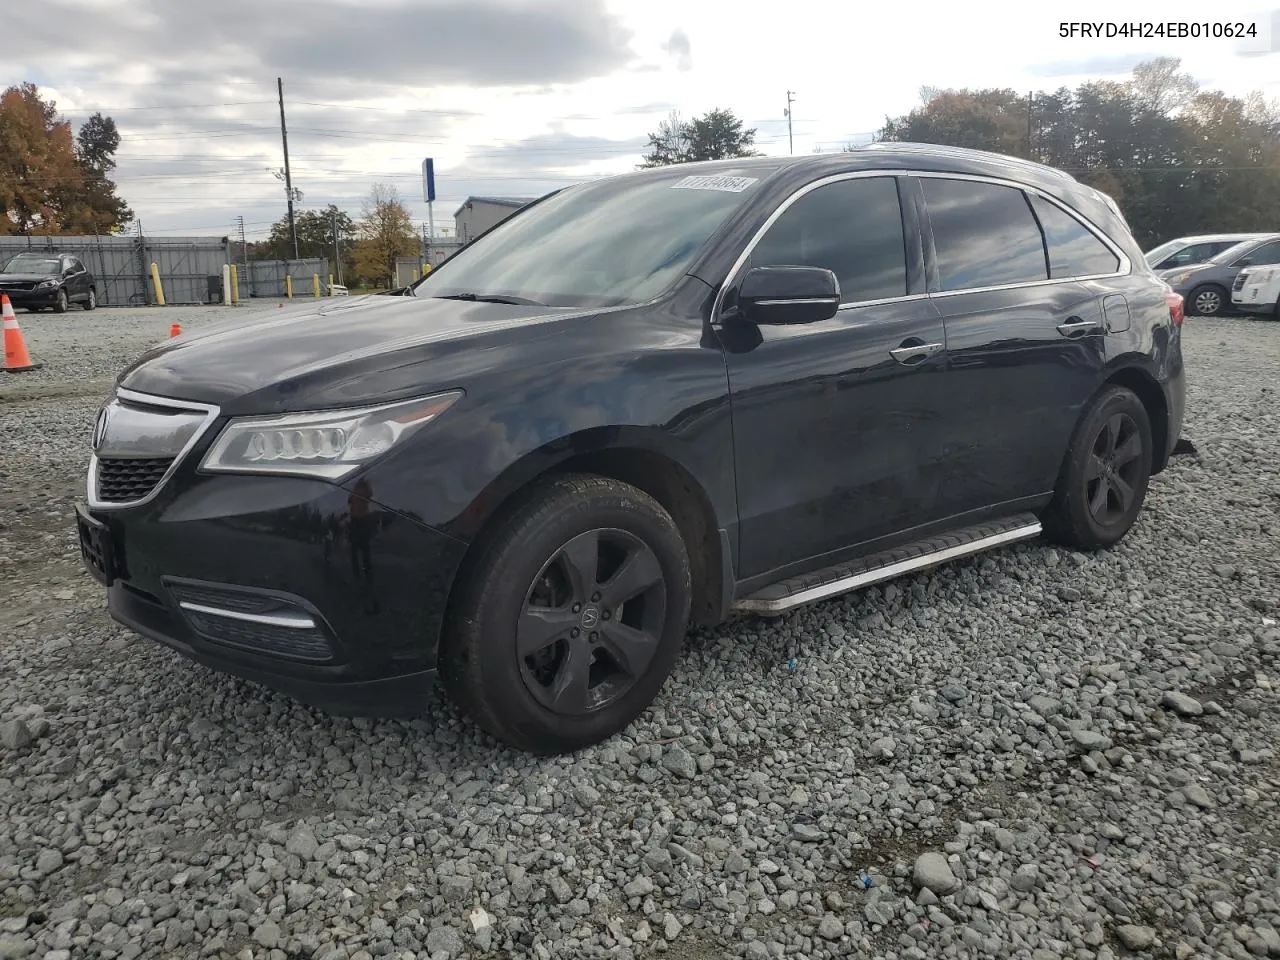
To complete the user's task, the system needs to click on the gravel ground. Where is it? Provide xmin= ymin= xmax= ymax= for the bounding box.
xmin=1 ymin=306 xmax=1278 ymax=960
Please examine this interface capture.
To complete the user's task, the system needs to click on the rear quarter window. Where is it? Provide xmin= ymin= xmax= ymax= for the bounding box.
xmin=1025 ymin=194 xmax=1120 ymax=278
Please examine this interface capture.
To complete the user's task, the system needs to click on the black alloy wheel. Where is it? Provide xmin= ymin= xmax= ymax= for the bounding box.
xmin=518 ymin=528 xmax=667 ymax=715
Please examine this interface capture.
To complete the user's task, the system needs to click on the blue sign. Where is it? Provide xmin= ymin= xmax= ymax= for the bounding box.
xmin=422 ymin=158 xmax=436 ymax=203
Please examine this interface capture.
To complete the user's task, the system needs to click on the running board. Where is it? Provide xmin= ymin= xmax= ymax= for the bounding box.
xmin=733 ymin=514 xmax=1043 ymax=615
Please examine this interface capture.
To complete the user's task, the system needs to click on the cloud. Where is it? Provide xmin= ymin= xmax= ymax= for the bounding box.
xmin=12 ymin=0 xmax=637 ymax=89
xmin=662 ymin=29 xmax=694 ymax=72
xmin=1028 ymin=53 xmax=1157 ymax=79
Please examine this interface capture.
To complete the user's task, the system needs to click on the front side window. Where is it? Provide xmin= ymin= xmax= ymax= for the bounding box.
xmin=743 ymin=176 xmax=908 ymax=304
xmin=922 ymin=177 xmax=1047 ymax=291
xmin=1026 ymin=194 xmax=1120 ymax=278
xmin=1240 ymin=241 xmax=1280 ymax=266
xmin=412 ymin=165 xmax=783 ymax=309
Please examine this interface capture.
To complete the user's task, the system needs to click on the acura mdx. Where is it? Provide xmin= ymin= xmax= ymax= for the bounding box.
xmin=77 ymin=144 xmax=1186 ymax=754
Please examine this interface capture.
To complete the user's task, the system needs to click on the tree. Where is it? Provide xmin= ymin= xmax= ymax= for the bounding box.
xmin=260 ymin=205 xmax=357 ymax=276
xmin=353 ymin=184 xmax=418 ymax=286
xmin=0 ymin=85 xmax=131 ymax=235
xmin=640 ymin=107 xmax=759 ymax=167
xmin=64 ymin=112 xmax=132 ymax=233
xmin=1130 ymin=57 xmax=1197 ymax=116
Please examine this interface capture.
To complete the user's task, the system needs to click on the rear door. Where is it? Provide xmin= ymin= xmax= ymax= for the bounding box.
xmin=915 ymin=174 xmax=1124 ymax=511
xmin=718 ymin=174 xmax=955 ymax=580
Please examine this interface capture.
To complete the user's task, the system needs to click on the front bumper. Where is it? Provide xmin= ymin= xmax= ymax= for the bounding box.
xmin=1231 ymin=296 xmax=1275 ymax=316
xmin=1 ymin=286 xmax=61 ymax=307
xmin=77 ymin=471 xmax=470 ymax=718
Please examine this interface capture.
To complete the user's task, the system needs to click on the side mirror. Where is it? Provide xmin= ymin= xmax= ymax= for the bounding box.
xmin=735 ymin=265 xmax=840 ymax=325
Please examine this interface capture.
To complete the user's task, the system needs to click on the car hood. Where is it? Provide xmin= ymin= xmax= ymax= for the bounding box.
xmin=117 ymin=293 xmax=583 ymax=414
xmin=0 ymin=273 xmax=58 ymax=282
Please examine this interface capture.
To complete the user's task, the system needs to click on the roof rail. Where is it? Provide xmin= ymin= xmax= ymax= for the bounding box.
xmin=856 ymin=142 xmax=1079 ymax=183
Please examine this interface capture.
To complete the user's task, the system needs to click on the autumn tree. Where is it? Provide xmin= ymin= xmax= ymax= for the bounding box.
xmin=872 ymin=58 xmax=1280 ymax=248
xmin=0 ymin=84 xmax=130 ymax=235
xmin=353 ymin=184 xmax=418 ymax=286
xmin=640 ymin=108 xmax=759 ymax=167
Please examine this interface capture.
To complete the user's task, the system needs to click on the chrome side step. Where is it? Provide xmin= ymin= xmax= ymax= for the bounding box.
xmin=733 ymin=513 xmax=1043 ymax=616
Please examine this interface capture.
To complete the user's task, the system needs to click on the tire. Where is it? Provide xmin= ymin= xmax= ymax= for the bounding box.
xmin=1042 ymin=386 xmax=1153 ymax=551
xmin=83 ymin=288 xmax=97 ymax=311
xmin=1188 ymin=283 xmax=1227 ymax=317
xmin=440 ymin=474 xmax=692 ymax=754
xmin=53 ymin=289 xmax=68 ymax=314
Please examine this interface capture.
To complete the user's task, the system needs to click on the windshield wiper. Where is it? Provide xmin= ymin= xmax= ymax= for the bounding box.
xmin=435 ymin=292 xmax=546 ymax=306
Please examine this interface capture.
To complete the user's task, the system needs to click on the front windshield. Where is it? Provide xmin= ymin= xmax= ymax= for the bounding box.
xmin=4 ymin=256 xmax=59 ymax=273
xmin=1143 ymin=241 xmax=1180 ymax=266
xmin=413 ymin=166 xmax=780 ymax=309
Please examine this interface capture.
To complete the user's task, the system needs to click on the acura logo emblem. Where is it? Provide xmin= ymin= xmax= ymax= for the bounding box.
xmin=580 ymin=606 xmax=600 ymax=629
xmin=93 ymin=405 xmax=111 ymax=450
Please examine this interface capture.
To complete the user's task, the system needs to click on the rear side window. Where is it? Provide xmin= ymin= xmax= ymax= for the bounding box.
xmin=747 ymin=176 xmax=908 ymax=304
xmin=1026 ymin=194 xmax=1120 ymax=278
xmin=922 ymin=178 xmax=1046 ymax=291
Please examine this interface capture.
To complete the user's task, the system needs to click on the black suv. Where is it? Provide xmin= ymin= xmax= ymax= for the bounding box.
xmin=76 ymin=145 xmax=1185 ymax=754
xmin=0 ymin=252 xmax=97 ymax=312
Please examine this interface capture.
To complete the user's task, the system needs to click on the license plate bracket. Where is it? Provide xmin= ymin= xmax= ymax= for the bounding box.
xmin=75 ymin=503 xmax=115 ymax=586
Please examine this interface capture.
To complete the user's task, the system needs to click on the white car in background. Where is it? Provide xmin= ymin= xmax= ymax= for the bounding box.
xmin=1232 ymin=265 xmax=1280 ymax=319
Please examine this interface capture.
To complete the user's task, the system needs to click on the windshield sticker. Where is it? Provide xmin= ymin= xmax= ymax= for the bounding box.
xmin=670 ymin=175 xmax=758 ymax=193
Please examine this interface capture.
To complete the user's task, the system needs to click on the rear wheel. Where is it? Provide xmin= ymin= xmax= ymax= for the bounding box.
xmin=1042 ymin=386 xmax=1153 ymax=551
xmin=1188 ymin=283 xmax=1226 ymax=317
xmin=440 ymin=474 xmax=692 ymax=754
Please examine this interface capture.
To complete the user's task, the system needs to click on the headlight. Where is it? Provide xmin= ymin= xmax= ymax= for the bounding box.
xmin=37 ymin=279 xmax=58 ymax=289
xmin=200 ymin=391 xmax=461 ymax=479
xmin=1170 ymin=271 xmax=1195 ymax=286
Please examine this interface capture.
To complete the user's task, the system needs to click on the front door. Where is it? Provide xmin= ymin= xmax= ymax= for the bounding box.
xmin=717 ymin=174 xmax=955 ymax=581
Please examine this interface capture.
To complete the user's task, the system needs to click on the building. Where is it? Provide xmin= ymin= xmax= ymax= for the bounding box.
xmin=453 ymin=196 xmax=537 ymax=244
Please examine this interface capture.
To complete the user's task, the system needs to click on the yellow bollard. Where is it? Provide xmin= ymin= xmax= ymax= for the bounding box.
xmin=329 ymin=274 xmax=335 ymax=297
xmin=150 ymin=262 xmax=166 ymax=306
xmin=286 ymin=275 xmax=293 ymax=299
xmin=313 ymin=274 xmax=321 ymax=298
xmin=411 ymin=268 xmax=419 ymax=282
xmin=229 ymin=264 xmax=239 ymax=303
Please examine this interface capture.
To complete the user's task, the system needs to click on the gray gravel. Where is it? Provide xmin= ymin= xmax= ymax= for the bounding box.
xmin=1 ymin=308 xmax=1278 ymax=960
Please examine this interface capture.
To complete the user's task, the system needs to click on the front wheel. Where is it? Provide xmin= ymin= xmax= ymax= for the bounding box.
xmin=1042 ymin=386 xmax=1153 ymax=551
xmin=83 ymin=288 xmax=97 ymax=311
xmin=441 ymin=474 xmax=692 ymax=754
xmin=53 ymin=289 xmax=68 ymax=314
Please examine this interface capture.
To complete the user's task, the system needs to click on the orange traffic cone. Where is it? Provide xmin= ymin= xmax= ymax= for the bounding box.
xmin=2 ymin=294 xmax=41 ymax=373
xmin=169 ymin=322 xmax=182 ymax=338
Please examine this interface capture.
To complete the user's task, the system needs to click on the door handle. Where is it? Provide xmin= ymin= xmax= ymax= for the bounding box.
xmin=1056 ymin=316 xmax=1102 ymax=338
xmin=890 ymin=342 xmax=943 ymax=365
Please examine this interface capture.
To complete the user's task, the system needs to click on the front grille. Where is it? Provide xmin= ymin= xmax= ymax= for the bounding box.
xmin=0 ymin=281 xmax=38 ymax=291
xmin=96 ymin=457 xmax=174 ymax=503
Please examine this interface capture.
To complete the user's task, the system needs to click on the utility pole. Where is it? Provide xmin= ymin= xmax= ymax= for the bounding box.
xmin=1026 ymin=91 xmax=1034 ymax=161
xmin=277 ymin=77 xmax=298 ymax=260
xmin=331 ymin=209 xmax=343 ymax=285
xmin=785 ymin=90 xmax=796 ymax=155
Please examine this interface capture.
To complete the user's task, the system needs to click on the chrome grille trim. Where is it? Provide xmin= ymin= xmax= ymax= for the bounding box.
xmin=86 ymin=387 xmax=221 ymax=510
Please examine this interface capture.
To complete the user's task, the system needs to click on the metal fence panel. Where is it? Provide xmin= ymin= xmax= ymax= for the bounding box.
xmin=0 ymin=234 xmax=327 ymax=306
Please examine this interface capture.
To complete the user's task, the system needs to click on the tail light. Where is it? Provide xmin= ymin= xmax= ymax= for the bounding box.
xmin=1166 ymin=290 xmax=1185 ymax=327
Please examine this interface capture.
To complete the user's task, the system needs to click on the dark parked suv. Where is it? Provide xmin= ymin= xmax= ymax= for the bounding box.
xmin=76 ymin=145 xmax=1185 ymax=754
xmin=0 ymin=252 xmax=98 ymax=312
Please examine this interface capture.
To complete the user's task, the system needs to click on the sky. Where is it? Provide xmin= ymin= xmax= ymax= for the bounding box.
xmin=7 ymin=0 xmax=1280 ymax=241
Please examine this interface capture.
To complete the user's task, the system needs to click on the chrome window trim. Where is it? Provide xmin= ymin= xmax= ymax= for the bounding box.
xmin=711 ymin=167 xmax=1132 ymax=324
xmin=86 ymin=387 xmax=222 ymax=511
